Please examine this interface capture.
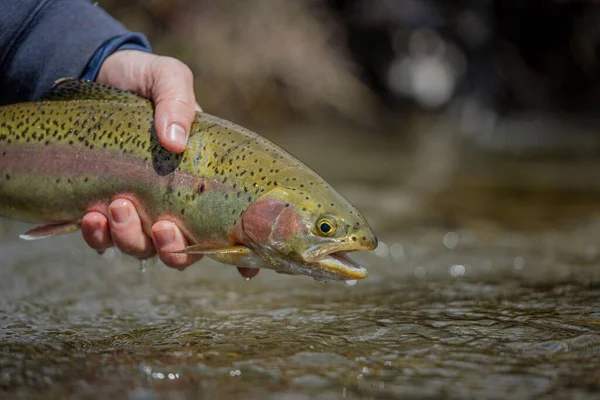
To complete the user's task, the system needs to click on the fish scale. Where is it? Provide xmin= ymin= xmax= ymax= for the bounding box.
xmin=0 ymin=79 xmax=377 ymax=281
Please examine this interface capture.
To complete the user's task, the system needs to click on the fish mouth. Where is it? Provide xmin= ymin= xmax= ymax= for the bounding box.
xmin=311 ymin=251 xmax=368 ymax=281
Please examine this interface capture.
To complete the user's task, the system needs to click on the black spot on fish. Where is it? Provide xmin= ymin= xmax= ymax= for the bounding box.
xmin=150 ymin=127 xmax=182 ymax=176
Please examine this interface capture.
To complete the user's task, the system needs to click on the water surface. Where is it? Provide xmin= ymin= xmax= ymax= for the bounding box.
xmin=1 ymin=120 xmax=600 ymax=399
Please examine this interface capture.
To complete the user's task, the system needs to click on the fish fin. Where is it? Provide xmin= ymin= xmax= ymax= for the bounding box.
xmin=41 ymin=78 xmax=148 ymax=104
xmin=173 ymin=244 xmax=265 ymax=269
xmin=19 ymin=221 xmax=81 ymax=241
xmin=172 ymin=244 xmax=251 ymax=256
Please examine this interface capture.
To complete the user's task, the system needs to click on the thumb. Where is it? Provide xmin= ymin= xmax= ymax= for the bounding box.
xmin=147 ymin=57 xmax=197 ymax=153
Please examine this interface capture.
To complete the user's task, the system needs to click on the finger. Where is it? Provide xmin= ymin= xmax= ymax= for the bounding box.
xmin=81 ymin=212 xmax=112 ymax=252
xmin=107 ymin=199 xmax=155 ymax=259
xmin=151 ymin=221 xmax=201 ymax=270
xmin=147 ymin=57 xmax=196 ymax=153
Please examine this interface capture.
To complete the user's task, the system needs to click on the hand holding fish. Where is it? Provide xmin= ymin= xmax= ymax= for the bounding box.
xmin=81 ymin=50 xmax=201 ymax=270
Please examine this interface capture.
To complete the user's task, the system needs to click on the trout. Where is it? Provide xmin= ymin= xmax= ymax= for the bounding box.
xmin=0 ymin=79 xmax=377 ymax=282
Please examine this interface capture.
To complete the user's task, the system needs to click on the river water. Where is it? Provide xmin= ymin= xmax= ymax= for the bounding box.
xmin=1 ymin=116 xmax=599 ymax=399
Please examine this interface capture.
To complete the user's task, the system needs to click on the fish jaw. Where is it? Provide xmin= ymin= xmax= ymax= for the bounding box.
xmin=297 ymin=239 xmax=376 ymax=281
xmin=288 ymin=251 xmax=368 ymax=281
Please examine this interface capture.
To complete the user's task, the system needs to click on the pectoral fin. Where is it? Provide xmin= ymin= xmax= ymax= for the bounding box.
xmin=172 ymin=244 xmax=265 ymax=272
xmin=19 ymin=221 xmax=81 ymax=241
xmin=172 ymin=244 xmax=251 ymax=256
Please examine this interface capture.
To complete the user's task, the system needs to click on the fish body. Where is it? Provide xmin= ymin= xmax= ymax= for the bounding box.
xmin=0 ymin=79 xmax=376 ymax=281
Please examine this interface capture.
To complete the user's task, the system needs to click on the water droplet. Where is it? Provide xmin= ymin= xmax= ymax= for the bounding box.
xmin=374 ymin=241 xmax=389 ymax=257
xmin=414 ymin=265 xmax=427 ymax=279
xmin=151 ymin=372 xmax=165 ymax=380
xmin=443 ymin=231 xmax=459 ymax=249
xmin=102 ymin=247 xmax=117 ymax=262
xmin=139 ymin=259 xmax=148 ymax=273
xmin=513 ymin=256 xmax=525 ymax=270
xmin=345 ymin=280 xmax=357 ymax=287
xmin=450 ymin=264 xmax=466 ymax=277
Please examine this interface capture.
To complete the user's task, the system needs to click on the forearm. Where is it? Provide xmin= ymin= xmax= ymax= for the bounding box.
xmin=0 ymin=0 xmax=150 ymax=105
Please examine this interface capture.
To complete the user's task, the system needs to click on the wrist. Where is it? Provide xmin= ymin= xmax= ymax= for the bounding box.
xmin=81 ymin=33 xmax=152 ymax=82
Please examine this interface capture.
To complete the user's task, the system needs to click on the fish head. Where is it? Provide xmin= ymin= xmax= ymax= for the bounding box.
xmin=240 ymin=185 xmax=377 ymax=281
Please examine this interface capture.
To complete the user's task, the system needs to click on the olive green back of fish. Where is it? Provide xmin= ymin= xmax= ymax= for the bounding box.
xmin=0 ymin=79 xmax=370 ymax=246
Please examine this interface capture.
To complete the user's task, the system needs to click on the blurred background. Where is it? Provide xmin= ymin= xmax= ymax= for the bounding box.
xmin=100 ymin=0 xmax=600 ymax=231
xmin=2 ymin=1 xmax=600 ymax=399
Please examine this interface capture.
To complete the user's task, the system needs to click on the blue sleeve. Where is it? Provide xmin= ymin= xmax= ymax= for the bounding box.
xmin=80 ymin=33 xmax=152 ymax=81
xmin=0 ymin=0 xmax=152 ymax=105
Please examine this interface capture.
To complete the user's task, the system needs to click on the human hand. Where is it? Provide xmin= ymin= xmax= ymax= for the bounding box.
xmin=81 ymin=50 xmax=201 ymax=270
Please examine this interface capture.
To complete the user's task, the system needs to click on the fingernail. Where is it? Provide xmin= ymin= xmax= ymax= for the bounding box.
xmin=154 ymin=227 xmax=176 ymax=248
xmin=110 ymin=203 xmax=130 ymax=224
xmin=167 ymin=124 xmax=188 ymax=146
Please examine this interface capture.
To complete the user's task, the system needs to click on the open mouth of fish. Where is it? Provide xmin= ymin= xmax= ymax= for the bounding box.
xmin=307 ymin=250 xmax=368 ymax=281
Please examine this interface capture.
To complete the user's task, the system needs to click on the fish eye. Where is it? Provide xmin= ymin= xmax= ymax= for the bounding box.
xmin=316 ymin=217 xmax=336 ymax=236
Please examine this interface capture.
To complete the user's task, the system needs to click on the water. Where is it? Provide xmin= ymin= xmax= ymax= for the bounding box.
xmin=1 ymin=117 xmax=600 ymax=399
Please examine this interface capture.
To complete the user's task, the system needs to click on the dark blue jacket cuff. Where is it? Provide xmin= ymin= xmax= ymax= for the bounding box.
xmin=80 ymin=33 xmax=152 ymax=82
